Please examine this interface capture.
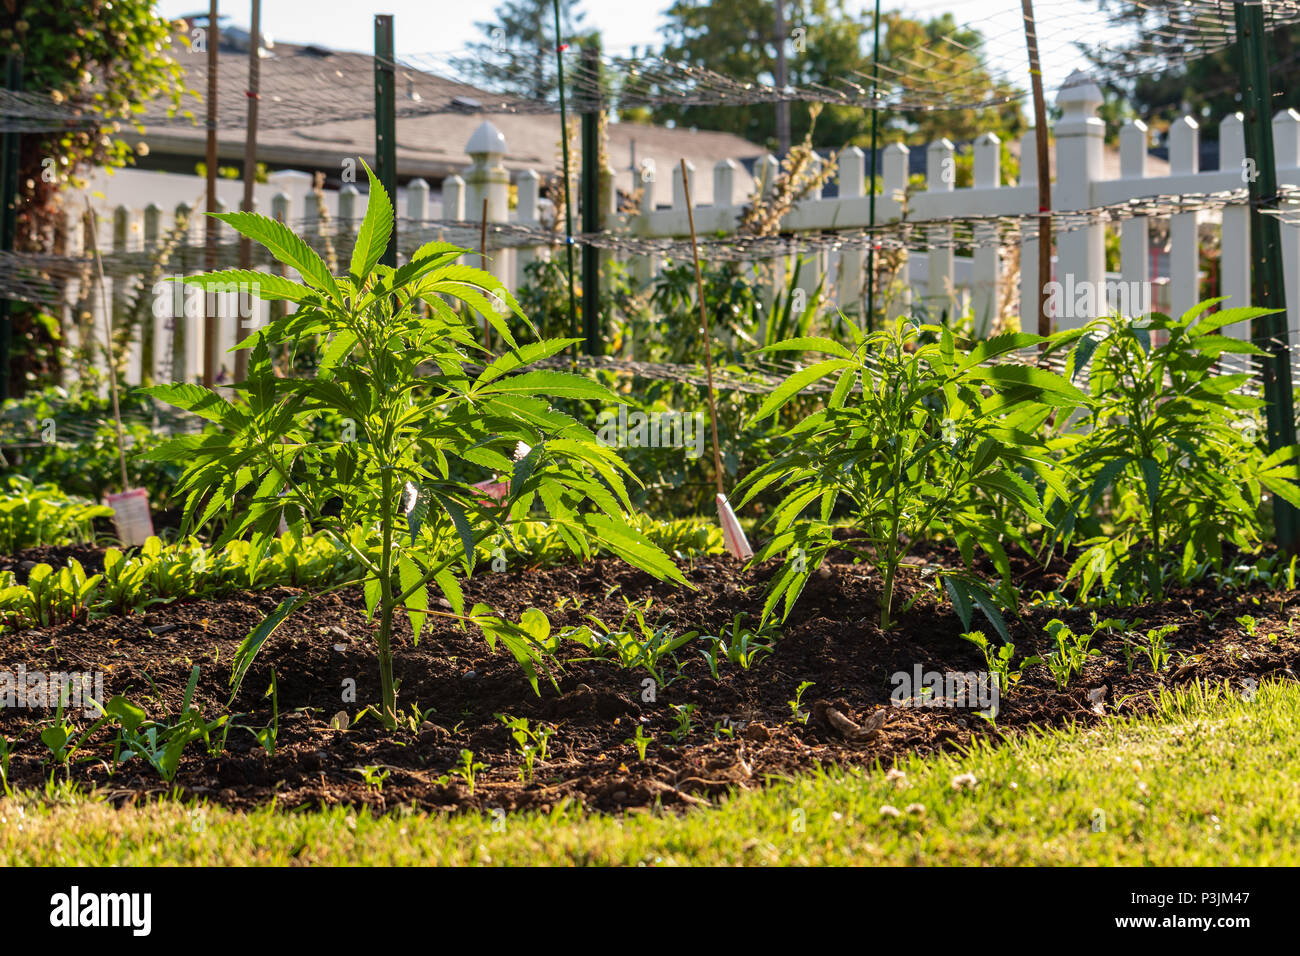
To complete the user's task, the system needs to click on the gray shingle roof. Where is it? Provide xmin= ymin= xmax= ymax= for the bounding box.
xmin=140 ymin=34 xmax=763 ymax=205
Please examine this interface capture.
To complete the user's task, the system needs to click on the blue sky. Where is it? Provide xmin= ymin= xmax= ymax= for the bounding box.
xmin=155 ymin=0 xmax=1097 ymax=92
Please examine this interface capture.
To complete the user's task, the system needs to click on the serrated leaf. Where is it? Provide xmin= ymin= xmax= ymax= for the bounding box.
xmin=211 ymin=211 xmax=341 ymax=301
xmin=477 ymin=369 xmax=622 ymax=402
xmin=350 ymin=158 xmax=395 ymax=283
xmin=139 ymin=383 xmax=239 ymax=425
xmin=398 ymin=554 xmax=428 ymax=644
xmin=167 ymin=269 xmax=314 ymax=304
xmin=751 ymin=359 xmax=854 ymax=423
xmin=229 ymin=591 xmax=315 ymax=704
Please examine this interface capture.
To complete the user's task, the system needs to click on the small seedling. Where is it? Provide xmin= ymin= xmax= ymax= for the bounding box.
xmin=356 ymin=765 xmax=390 ymax=792
xmin=1143 ymin=624 xmax=1178 ymax=673
xmin=400 ymin=703 xmax=437 ymax=735
xmin=668 ymin=703 xmax=697 ymax=743
xmin=497 ymin=714 xmax=555 ymax=782
xmin=1042 ymin=619 xmax=1101 ymax=691
xmin=253 ymin=670 xmax=279 ymax=756
xmin=625 ymin=724 xmax=653 ymax=761
xmin=0 ymin=734 xmax=14 ymax=796
xmin=789 ymin=681 xmax=815 ymax=725
xmin=959 ymin=631 xmax=1032 ymax=694
xmin=453 ymin=749 xmax=485 ymax=794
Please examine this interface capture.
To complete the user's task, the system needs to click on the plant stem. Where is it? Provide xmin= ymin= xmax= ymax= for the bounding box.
xmin=377 ymin=464 xmax=397 ymax=728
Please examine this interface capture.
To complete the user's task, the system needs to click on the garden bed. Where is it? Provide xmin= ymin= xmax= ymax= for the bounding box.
xmin=2 ymin=542 xmax=1295 ymax=813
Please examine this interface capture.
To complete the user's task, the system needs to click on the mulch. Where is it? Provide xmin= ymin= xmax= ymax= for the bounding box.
xmin=1 ymin=542 xmax=1296 ymax=813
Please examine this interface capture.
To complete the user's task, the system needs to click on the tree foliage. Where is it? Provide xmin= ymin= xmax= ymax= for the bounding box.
xmin=461 ymin=0 xmax=596 ymax=101
xmin=0 ymin=0 xmax=189 ymax=393
xmin=1083 ymin=0 xmax=1300 ymax=135
xmin=653 ymin=1 xmax=1023 ymax=151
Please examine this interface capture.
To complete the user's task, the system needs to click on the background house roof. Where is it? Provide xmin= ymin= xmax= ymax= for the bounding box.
xmin=137 ymin=33 xmax=764 ymax=206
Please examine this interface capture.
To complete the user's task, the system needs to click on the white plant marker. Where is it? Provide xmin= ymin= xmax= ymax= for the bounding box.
xmin=717 ymin=493 xmax=753 ymax=561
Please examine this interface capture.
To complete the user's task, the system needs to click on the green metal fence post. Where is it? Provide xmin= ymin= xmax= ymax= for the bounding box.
xmin=0 ymin=54 xmax=22 ymax=402
xmin=580 ymin=44 xmax=602 ymax=355
xmin=374 ymin=14 xmax=398 ymax=268
xmin=1235 ymin=2 xmax=1300 ymax=552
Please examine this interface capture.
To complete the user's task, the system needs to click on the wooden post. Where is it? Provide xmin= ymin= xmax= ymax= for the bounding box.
xmin=553 ymin=0 xmax=579 ymax=353
xmin=203 ymin=0 xmax=220 ymax=387
xmin=866 ymin=0 xmax=881 ymax=330
xmin=0 ymin=54 xmax=20 ymax=402
xmin=236 ymin=0 xmax=261 ymax=383
xmin=774 ymin=0 xmax=790 ymax=156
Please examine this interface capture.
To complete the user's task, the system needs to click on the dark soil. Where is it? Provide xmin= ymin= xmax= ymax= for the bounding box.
xmin=2 ymin=544 xmax=1297 ymax=813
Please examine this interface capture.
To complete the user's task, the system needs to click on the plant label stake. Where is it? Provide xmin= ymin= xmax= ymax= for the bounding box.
xmin=104 ymin=489 xmax=153 ymax=548
xmin=85 ymin=197 xmax=155 ymax=547
xmin=680 ymin=159 xmax=753 ymax=561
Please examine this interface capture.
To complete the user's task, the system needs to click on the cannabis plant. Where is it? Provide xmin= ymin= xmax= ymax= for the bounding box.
xmin=1050 ymin=301 xmax=1300 ymax=601
xmin=736 ymin=318 xmax=1084 ymax=629
xmin=143 ymin=160 xmax=683 ymax=727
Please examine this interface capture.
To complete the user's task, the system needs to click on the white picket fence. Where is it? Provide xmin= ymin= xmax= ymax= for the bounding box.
xmin=68 ymin=69 xmax=1300 ymax=386
xmin=609 ymin=71 xmax=1299 ymax=345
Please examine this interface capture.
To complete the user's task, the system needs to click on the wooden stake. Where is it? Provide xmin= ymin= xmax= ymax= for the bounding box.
xmin=235 ymin=0 xmax=261 ymax=383
xmin=680 ymin=159 xmax=725 ymax=496
xmin=83 ymin=199 xmax=129 ymax=492
xmin=203 ymin=0 xmax=220 ymax=386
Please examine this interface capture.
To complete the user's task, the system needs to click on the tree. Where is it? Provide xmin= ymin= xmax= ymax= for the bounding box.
xmin=871 ymin=11 xmax=1023 ymax=150
xmin=1082 ymin=0 xmax=1300 ymax=136
xmin=654 ymin=0 xmax=857 ymax=149
xmin=0 ymin=0 xmax=188 ymax=393
xmin=653 ymin=1 xmax=1023 ymax=152
xmin=1 ymin=1 xmax=187 ymax=251
xmin=461 ymin=0 xmax=596 ymax=101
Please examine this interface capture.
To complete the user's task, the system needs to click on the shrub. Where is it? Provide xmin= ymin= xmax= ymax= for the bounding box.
xmin=0 ymin=385 xmax=185 ymax=511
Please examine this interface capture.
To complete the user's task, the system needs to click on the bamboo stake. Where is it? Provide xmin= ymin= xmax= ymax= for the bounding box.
xmin=680 ymin=159 xmax=724 ymax=494
xmin=681 ymin=159 xmax=753 ymax=560
xmin=236 ymin=0 xmax=261 ymax=383
xmin=83 ymin=199 xmax=129 ymax=492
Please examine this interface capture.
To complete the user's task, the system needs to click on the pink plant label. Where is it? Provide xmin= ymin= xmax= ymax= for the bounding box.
xmin=473 ymin=478 xmax=511 ymax=506
xmin=104 ymin=488 xmax=155 ymax=548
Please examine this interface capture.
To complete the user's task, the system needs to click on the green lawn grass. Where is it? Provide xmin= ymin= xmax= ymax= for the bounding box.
xmin=3 ymin=680 xmax=1296 ymax=865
